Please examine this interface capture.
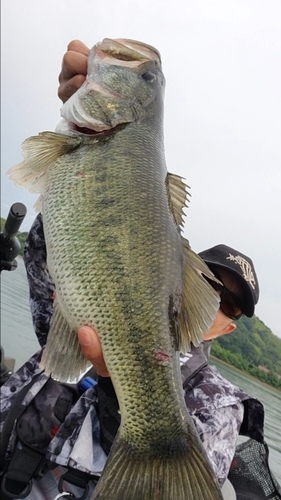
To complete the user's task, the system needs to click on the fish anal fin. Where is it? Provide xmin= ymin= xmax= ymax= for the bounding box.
xmin=178 ymin=237 xmax=221 ymax=351
xmin=166 ymin=172 xmax=191 ymax=229
xmin=40 ymin=301 xmax=90 ymax=382
xmin=6 ymin=132 xmax=81 ymax=196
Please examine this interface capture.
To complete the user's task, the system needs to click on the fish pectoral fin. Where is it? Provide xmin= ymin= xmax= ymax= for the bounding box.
xmin=40 ymin=301 xmax=89 ymax=382
xmin=178 ymin=237 xmax=221 ymax=351
xmin=166 ymin=172 xmax=191 ymax=229
xmin=6 ymin=132 xmax=81 ymax=197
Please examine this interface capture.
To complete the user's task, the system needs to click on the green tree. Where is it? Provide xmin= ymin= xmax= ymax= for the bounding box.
xmin=212 ymin=315 xmax=281 ymax=390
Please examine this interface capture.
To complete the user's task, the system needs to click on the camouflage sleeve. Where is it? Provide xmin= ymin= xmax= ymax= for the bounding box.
xmin=183 ymin=364 xmax=258 ymax=486
xmin=191 ymin=403 xmax=244 ymax=487
xmin=23 ymin=214 xmax=55 ymax=347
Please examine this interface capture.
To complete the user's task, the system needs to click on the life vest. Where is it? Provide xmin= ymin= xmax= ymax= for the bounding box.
xmin=0 ymin=350 xmax=102 ymax=499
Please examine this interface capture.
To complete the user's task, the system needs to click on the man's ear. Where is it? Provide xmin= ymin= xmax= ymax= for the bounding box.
xmin=222 ymin=322 xmax=236 ymax=335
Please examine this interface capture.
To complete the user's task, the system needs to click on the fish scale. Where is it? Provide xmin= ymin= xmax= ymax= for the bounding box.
xmin=44 ymin=126 xmax=182 ymax=393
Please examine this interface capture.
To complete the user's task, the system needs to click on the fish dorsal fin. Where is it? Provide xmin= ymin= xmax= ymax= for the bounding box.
xmin=166 ymin=173 xmax=191 ymax=229
xmin=177 ymin=237 xmax=221 ymax=352
xmin=7 ymin=132 xmax=81 ymax=198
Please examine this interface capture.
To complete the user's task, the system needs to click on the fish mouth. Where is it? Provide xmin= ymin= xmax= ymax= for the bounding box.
xmin=94 ymin=38 xmax=161 ymax=67
xmin=61 ymin=39 xmax=161 ymax=135
xmin=73 ymin=125 xmax=102 ymax=135
xmin=72 ymin=122 xmax=125 ymax=137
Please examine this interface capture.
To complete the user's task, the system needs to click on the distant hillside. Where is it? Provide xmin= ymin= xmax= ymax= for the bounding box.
xmin=211 ymin=315 xmax=281 ymax=390
xmin=0 ymin=218 xmax=28 ymax=257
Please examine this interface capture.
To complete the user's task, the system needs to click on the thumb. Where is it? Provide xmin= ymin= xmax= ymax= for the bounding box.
xmin=78 ymin=326 xmax=110 ymax=377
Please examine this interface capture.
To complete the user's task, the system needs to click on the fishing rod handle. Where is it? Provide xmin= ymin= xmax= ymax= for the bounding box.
xmin=3 ymin=202 xmax=27 ymax=239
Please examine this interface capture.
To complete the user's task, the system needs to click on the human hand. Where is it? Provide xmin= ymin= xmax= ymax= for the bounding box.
xmin=78 ymin=325 xmax=110 ymax=377
xmin=58 ymin=40 xmax=90 ymax=103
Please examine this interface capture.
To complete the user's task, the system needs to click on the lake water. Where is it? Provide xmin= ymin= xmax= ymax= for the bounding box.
xmin=1 ymin=257 xmax=281 ymax=483
xmin=1 ymin=257 xmax=39 ymax=368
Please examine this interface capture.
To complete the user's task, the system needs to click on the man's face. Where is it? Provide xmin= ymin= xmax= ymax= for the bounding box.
xmin=203 ymin=268 xmax=244 ymax=341
xmin=203 ymin=309 xmax=236 ymax=340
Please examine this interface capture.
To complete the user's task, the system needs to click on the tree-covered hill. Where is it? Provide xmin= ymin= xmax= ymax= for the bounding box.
xmin=211 ymin=315 xmax=281 ymax=390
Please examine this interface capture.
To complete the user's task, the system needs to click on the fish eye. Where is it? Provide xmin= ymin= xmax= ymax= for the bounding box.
xmin=142 ymin=72 xmax=157 ymax=83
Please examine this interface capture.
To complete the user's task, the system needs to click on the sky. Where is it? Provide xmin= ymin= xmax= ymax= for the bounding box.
xmin=1 ymin=0 xmax=281 ymax=338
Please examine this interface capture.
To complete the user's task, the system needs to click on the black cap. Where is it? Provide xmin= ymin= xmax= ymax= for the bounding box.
xmin=198 ymin=244 xmax=259 ymax=317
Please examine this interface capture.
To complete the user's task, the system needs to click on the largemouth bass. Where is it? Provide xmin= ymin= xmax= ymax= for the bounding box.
xmin=8 ymin=38 xmax=222 ymax=500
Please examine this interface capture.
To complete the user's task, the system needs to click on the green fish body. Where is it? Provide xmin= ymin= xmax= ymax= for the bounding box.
xmin=8 ymin=39 xmax=222 ymax=500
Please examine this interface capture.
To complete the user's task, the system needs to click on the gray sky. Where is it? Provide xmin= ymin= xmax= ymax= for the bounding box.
xmin=1 ymin=0 xmax=281 ymax=338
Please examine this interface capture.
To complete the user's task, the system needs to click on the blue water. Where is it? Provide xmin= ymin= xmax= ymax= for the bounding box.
xmin=1 ymin=257 xmax=281 ymax=483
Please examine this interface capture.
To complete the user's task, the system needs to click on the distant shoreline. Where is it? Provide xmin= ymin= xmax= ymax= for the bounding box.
xmin=210 ymin=355 xmax=281 ymax=393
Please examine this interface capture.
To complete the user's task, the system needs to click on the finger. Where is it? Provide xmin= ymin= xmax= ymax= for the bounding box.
xmin=67 ymin=39 xmax=90 ymax=56
xmin=58 ymin=74 xmax=86 ymax=103
xmin=78 ymin=326 xmax=110 ymax=377
xmin=59 ymin=50 xmax=88 ymax=84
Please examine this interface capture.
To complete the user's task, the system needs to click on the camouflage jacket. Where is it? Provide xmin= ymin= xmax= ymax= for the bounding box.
xmin=0 ymin=214 xmax=264 ymax=498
